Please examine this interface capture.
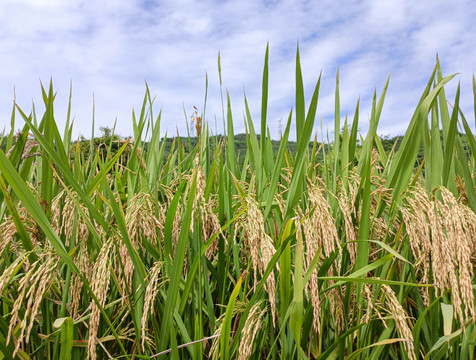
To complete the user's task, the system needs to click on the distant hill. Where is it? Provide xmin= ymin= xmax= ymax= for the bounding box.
xmin=1 ymin=128 xmax=473 ymax=170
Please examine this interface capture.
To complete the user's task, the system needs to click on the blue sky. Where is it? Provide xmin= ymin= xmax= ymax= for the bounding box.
xmin=1 ymin=0 xmax=475 ymax=140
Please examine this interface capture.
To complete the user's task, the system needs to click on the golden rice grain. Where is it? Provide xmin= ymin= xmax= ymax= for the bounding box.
xmin=70 ymin=239 xmax=91 ymax=319
xmin=8 ymin=254 xmax=57 ymax=356
xmin=193 ymin=163 xmax=222 ymax=260
xmin=120 ymin=192 xmax=162 ymax=293
xmin=51 ymin=190 xmax=89 ymax=247
xmin=239 ymin=196 xmax=278 ymax=326
xmin=0 ymin=256 xmax=23 ymax=296
xmin=381 ymin=284 xmax=416 ymax=360
xmin=209 ymin=301 xmax=246 ymax=360
xmin=439 ymin=188 xmax=475 ymax=321
xmin=338 ymin=186 xmax=357 ymax=266
xmin=402 ymin=186 xmax=476 ymax=323
xmin=238 ymin=301 xmax=267 ymax=360
xmin=88 ymin=238 xmax=113 ymax=360
xmin=141 ymin=261 xmax=164 ymax=352
xmin=302 ymin=181 xmax=340 ymax=333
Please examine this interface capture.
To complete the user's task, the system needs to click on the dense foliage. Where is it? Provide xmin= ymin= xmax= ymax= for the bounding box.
xmin=0 ymin=46 xmax=476 ymax=359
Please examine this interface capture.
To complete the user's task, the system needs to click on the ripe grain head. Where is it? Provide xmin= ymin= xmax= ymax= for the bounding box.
xmin=88 ymin=238 xmax=114 ymax=360
xmin=121 ymin=192 xmax=161 ymax=292
xmin=381 ymin=284 xmax=416 ymax=360
xmin=238 ymin=300 xmax=267 ymax=360
xmin=302 ymin=181 xmax=340 ymax=332
xmin=238 ymin=196 xmax=278 ymax=326
xmin=141 ymin=261 xmax=164 ymax=352
xmin=51 ymin=190 xmax=89 ymax=247
xmin=7 ymin=254 xmax=58 ymax=356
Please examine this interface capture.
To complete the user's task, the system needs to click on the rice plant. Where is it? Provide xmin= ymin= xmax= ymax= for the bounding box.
xmin=0 ymin=45 xmax=475 ymax=359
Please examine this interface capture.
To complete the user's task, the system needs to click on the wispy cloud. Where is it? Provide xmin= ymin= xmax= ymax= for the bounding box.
xmin=1 ymin=0 xmax=475 ymax=139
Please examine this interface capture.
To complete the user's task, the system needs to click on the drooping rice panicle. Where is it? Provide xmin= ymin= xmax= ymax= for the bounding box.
xmin=141 ymin=261 xmax=164 ymax=352
xmin=88 ymin=238 xmax=114 ymax=360
xmin=7 ymin=254 xmax=58 ymax=356
xmin=238 ymin=300 xmax=267 ymax=360
xmin=381 ymin=284 xmax=417 ymax=360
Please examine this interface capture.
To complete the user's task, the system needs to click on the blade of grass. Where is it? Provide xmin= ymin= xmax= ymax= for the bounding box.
xmin=290 ymin=224 xmax=304 ymax=349
xmin=158 ymin=170 xmax=198 ymax=352
xmin=220 ymin=276 xmax=242 ymax=360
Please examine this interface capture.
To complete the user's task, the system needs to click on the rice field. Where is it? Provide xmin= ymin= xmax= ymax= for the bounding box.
xmin=1 ymin=46 xmax=476 ymax=359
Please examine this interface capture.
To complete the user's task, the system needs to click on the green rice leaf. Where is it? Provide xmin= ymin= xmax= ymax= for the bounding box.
xmin=220 ymin=275 xmax=242 ymax=360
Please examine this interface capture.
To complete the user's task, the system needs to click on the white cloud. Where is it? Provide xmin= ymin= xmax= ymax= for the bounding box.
xmin=0 ymin=0 xmax=475 ymax=140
